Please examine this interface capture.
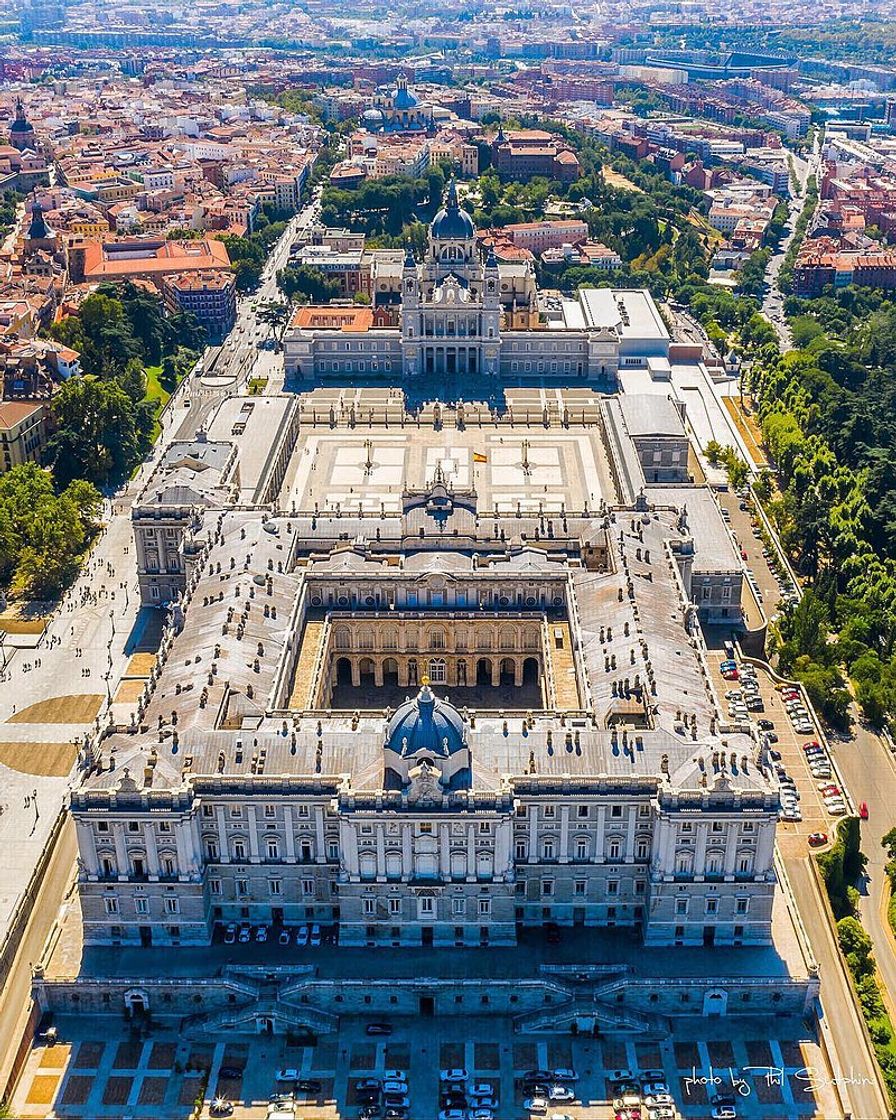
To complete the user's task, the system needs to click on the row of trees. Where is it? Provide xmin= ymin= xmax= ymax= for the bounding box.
xmin=0 ymin=464 xmax=101 ymax=598
xmin=47 ymin=282 xmax=204 ymax=488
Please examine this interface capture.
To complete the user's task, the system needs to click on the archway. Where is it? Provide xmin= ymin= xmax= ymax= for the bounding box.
xmin=523 ymin=657 xmax=539 ymax=686
xmin=476 ymin=658 xmax=492 ymax=686
xmin=124 ymin=989 xmax=149 ymax=1015
xmin=383 ymin=657 xmax=399 ymax=687
xmin=500 ymin=658 xmax=515 ymax=687
xmin=359 ymin=657 xmax=375 ymax=687
xmin=703 ymin=988 xmax=728 ymax=1016
xmin=336 ymin=657 xmax=352 ymax=686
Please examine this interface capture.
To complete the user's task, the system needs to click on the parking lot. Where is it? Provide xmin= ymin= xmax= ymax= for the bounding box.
xmin=11 ymin=1013 xmax=840 ymax=1119
xmin=706 ymin=652 xmax=847 ymax=858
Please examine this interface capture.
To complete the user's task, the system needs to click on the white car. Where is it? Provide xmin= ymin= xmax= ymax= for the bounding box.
xmin=310 ymin=924 xmax=321 ymax=946
xmin=439 ymin=1112 xmax=466 ymax=1120
xmin=296 ymin=925 xmax=308 ymax=946
xmin=382 ymin=1080 xmax=408 ymax=1095
xmin=255 ymin=925 xmax=268 ymax=942
xmin=548 ymin=1086 xmax=575 ymax=1102
xmin=473 ymin=1098 xmax=499 ymax=1110
xmin=278 ymin=928 xmax=291 ymax=945
xmin=440 ymin=1069 xmax=468 ymax=1082
xmin=275 ymin=1069 xmax=298 ymax=1082
xmin=644 ymin=1094 xmax=674 ymax=1107
xmin=552 ymin=1069 xmax=578 ymax=1082
xmin=470 ymin=1082 xmax=496 ymax=1097
xmin=383 ymin=1069 xmax=407 ymax=1082
xmin=711 ymin=1107 xmax=737 ymax=1120
xmin=524 ymin=1098 xmax=548 ymax=1114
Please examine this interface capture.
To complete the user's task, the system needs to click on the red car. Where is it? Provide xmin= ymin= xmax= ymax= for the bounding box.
xmin=860 ymin=802 xmax=869 ymax=820
xmin=808 ymin=832 xmax=828 ymax=847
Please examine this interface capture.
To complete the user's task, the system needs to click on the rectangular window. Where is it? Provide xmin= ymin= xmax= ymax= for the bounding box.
xmin=104 ymin=897 xmax=119 ymax=915
xmin=574 ymin=880 xmax=586 ymax=896
xmin=478 ymin=898 xmax=491 ymax=917
xmin=419 ymin=896 xmax=435 ymax=916
xmin=264 ymin=804 xmax=276 ymax=818
xmin=302 ymin=879 xmax=314 ymax=897
xmin=236 ymin=879 xmax=248 ymax=896
xmin=269 ymin=879 xmax=282 ymax=896
xmin=543 ymin=806 xmax=555 ymax=819
xmin=705 ymin=898 xmax=719 ymax=915
xmin=675 ymin=898 xmax=688 ymax=915
xmin=607 ymin=880 xmax=619 ymax=896
xmin=542 ymin=879 xmax=554 ymax=897
xmin=164 ymin=898 xmax=179 ymax=915
xmin=736 ymin=898 xmax=749 ymax=915
xmin=452 ymin=897 xmax=465 ymax=915
xmin=229 ymin=806 xmax=242 ymax=818
xmin=389 ymin=898 xmax=401 ymax=915
xmin=611 ymin=805 xmax=622 ymax=818
xmin=577 ymin=805 xmax=589 ymax=818
xmin=135 ymin=897 xmax=148 ymax=915
xmin=363 ymin=898 xmax=376 ymax=916
xmin=209 ymin=879 xmax=221 ymax=895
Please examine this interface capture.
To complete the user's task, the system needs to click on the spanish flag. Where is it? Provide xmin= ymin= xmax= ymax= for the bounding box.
xmin=473 ymin=452 xmax=488 ymax=463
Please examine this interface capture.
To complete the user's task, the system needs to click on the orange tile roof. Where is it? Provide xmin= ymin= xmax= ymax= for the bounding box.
xmin=82 ymin=238 xmax=231 ymax=281
xmin=291 ymin=306 xmax=373 ymax=332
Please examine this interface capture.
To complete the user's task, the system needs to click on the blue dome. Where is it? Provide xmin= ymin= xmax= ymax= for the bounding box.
xmin=431 ymin=178 xmax=475 ymax=240
xmin=393 ymin=86 xmax=419 ymax=110
xmin=385 ymin=684 xmax=466 ymax=757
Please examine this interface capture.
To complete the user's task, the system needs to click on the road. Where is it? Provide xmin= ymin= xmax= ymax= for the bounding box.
xmin=760 ymin=143 xmax=823 ymax=351
xmin=0 ymin=194 xmax=319 ymax=1092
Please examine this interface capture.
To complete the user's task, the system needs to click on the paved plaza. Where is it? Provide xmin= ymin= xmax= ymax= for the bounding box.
xmin=11 ymin=1013 xmax=839 ymax=1119
xmin=279 ymin=427 xmax=617 ymax=518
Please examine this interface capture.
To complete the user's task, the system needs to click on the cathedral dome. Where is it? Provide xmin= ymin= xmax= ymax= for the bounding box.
xmin=431 ymin=178 xmax=475 ymax=241
xmin=385 ymin=683 xmax=466 ymax=757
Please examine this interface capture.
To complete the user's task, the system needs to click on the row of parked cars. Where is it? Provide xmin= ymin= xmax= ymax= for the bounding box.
xmin=438 ymin=1068 xmax=502 ymax=1119
xmin=222 ymin=922 xmax=327 ymax=946
xmin=607 ymin=1071 xmax=683 ymax=1120
xmin=777 ymin=682 xmax=815 ymax=737
xmin=517 ymin=1067 xmax=578 ymax=1117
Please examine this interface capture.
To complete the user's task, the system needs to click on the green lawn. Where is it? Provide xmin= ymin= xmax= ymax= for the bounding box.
xmin=143 ymin=364 xmax=171 ymax=441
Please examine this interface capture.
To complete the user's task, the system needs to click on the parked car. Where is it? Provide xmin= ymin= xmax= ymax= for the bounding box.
xmin=255 ymin=925 xmax=268 ymax=943
xmin=275 ymin=1069 xmax=299 ymax=1083
xmin=310 ymin=924 xmax=321 ymax=946
xmin=808 ymin=832 xmax=828 ymax=847
xmin=860 ymin=801 xmax=869 ymax=820
xmin=296 ymin=1079 xmax=322 ymax=1093
xmin=218 ymin=1067 xmax=242 ymax=1081
xmin=237 ymin=925 xmax=251 ymax=943
xmin=757 ymin=719 xmax=774 ymax=730
xmin=278 ymin=928 xmax=291 ymax=946
xmin=366 ymin=1022 xmax=393 ymax=1035
xmin=209 ymin=1099 xmax=234 ymax=1117
xmin=296 ymin=925 xmax=309 ymax=946
xmin=440 ymin=1069 xmax=469 ymax=1082
xmin=551 ymin=1069 xmax=579 ymax=1082
xmin=223 ymin=923 xmax=237 ymax=944
xmin=548 ymin=1086 xmax=575 ymax=1102
xmin=470 ymin=1082 xmax=496 ymax=1097
xmin=383 ymin=1081 xmax=409 ymax=1095
xmin=524 ymin=1098 xmax=548 ymax=1114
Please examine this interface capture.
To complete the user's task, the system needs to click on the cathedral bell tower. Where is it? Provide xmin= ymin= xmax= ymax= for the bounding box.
xmin=401 ymin=244 xmax=422 ymax=377
xmin=481 ymin=245 xmax=501 ymax=376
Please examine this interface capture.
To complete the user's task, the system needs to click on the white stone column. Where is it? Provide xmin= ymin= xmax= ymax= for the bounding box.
xmin=339 ymin=818 xmax=359 ymax=879
xmin=247 ymin=806 xmax=260 ymax=863
xmin=144 ymin=823 xmax=160 ymax=875
xmin=559 ymin=805 xmax=570 ymax=863
xmin=315 ymin=805 xmax=327 ymax=863
xmin=528 ymin=804 xmax=538 ymax=863
xmin=376 ymin=823 xmax=386 ymax=879
xmin=694 ymin=823 xmax=708 ymax=876
xmin=723 ymin=825 xmax=738 ymax=876
xmin=75 ymin=819 xmax=99 ymax=876
xmin=175 ymin=820 xmax=194 ymax=877
xmin=438 ymin=824 xmax=449 ymax=881
xmin=625 ymin=809 xmax=636 ymax=862
xmin=402 ymin=823 xmax=413 ymax=880
xmin=466 ymin=823 xmax=476 ymax=879
xmin=594 ymin=806 xmax=606 ymax=861
xmin=216 ymin=806 xmax=229 ymax=863
xmin=113 ymin=823 xmax=128 ymax=878
xmin=284 ymin=807 xmax=295 ymax=862
xmin=495 ymin=818 xmax=512 ymax=879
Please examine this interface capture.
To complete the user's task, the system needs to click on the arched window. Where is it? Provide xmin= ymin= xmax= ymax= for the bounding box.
xmin=676 ymin=850 xmax=693 ymax=875
xmin=334 ymin=626 xmax=351 ymax=650
xmin=575 ymin=837 xmax=589 ymax=861
xmin=542 ymin=837 xmax=555 ymax=861
xmin=428 ymin=657 xmax=446 ymax=683
xmin=738 ymin=851 xmax=754 ymax=875
xmin=706 ymin=849 xmax=724 ymax=875
xmin=429 ymin=628 xmax=446 ymax=650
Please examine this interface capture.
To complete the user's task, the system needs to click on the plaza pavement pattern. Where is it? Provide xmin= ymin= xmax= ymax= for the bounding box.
xmin=11 ymin=1014 xmax=838 ymax=1119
